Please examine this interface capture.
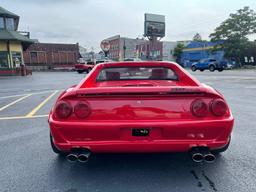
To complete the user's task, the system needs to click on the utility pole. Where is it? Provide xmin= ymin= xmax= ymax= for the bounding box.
xmin=123 ymin=38 xmax=126 ymax=60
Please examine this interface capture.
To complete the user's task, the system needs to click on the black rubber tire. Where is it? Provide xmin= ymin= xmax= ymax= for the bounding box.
xmin=209 ymin=65 xmax=215 ymax=72
xmin=211 ymin=136 xmax=231 ymax=154
xmin=50 ymin=133 xmax=67 ymax=155
xmin=77 ymin=70 xmax=84 ymax=74
xmin=218 ymin=68 xmax=223 ymax=72
xmin=191 ymin=66 xmax=197 ymax=72
xmin=200 ymin=69 xmax=204 ymax=72
xmin=86 ymin=68 xmax=92 ymax=73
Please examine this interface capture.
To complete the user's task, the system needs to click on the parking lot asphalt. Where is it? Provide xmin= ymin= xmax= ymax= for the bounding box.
xmin=0 ymin=69 xmax=256 ymax=192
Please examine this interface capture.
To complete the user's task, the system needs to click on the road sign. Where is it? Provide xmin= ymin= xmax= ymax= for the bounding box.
xmin=100 ymin=40 xmax=110 ymax=52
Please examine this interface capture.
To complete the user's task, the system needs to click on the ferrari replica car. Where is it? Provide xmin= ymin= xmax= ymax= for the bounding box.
xmin=48 ymin=61 xmax=234 ymax=163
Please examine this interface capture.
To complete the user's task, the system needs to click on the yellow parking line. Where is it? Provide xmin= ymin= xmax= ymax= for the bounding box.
xmin=0 ymin=90 xmax=60 ymax=100
xmin=0 ymin=114 xmax=48 ymax=121
xmin=26 ymin=90 xmax=58 ymax=117
xmin=0 ymin=94 xmax=32 ymax=112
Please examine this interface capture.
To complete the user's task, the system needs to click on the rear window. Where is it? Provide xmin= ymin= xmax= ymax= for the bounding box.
xmin=96 ymin=67 xmax=178 ymax=81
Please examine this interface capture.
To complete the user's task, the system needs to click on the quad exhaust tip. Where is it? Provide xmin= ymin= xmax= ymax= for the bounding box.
xmin=204 ymin=153 xmax=216 ymax=163
xmin=66 ymin=153 xmax=78 ymax=163
xmin=191 ymin=152 xmax=204 ymax=163
xmin=190 ymin=147 xmax=215 ymax=163
xmin=66 ymin=149 xmax=91 ymax=163
xmin=77 ymin=150 xmax=91 ymax=163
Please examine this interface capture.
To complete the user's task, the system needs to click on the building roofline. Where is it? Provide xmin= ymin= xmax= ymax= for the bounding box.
xmin=0 ymin=6 xmax=19 ymax=18
xmin=32 ymin=42 xmax=79 ymax=46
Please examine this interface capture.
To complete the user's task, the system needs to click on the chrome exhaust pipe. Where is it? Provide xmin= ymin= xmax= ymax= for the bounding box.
xmin=203 ymin=152 xmax=216 ymax=163
xmin=77 ymin=150 xmax=91 ymax=163
xmin=66 ymin=153 xmax=78 ymax=163
xmin=190 ymin=148 xmax=204 ymax=163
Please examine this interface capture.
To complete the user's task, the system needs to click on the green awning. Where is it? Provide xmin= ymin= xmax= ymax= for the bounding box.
xmin=0 ymin=30 xmax=34 ymax=43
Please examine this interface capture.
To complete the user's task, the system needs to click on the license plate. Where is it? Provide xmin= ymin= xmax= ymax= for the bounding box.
xmin=132 ymin=128 xmax=150 ymax=136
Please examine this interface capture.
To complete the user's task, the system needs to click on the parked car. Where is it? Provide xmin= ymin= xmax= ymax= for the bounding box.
xmin=191 ymin=58 xmax=227 ymax=72
xmin=74 ymin=60 xmax=110 ymax=74
xmin=74 ymin=61 xmax=94 ymax=74
xmin=49 ymin=61 xmax=234 ymax=163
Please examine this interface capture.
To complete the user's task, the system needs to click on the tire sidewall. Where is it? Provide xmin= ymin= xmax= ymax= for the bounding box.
xmin=209 ymin=65 xmax=215 ymax=72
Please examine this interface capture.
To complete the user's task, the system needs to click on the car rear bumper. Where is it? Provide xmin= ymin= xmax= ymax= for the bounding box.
xmin=49 ymin=116 xmax=234 ymax=153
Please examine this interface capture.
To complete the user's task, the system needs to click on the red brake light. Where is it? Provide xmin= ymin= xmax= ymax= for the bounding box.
xmin=55 ymin=101 xmax=72 ymax=119
xmin=191 ymin=99 xmax=208 ymax=117
xmin=74 ymin=102 xmax=91 ymax=118
xmin=211 ymin=99 xmax=227 ymax=116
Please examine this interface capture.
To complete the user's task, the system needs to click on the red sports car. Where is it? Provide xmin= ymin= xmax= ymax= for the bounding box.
xmin=48 ymin=61 xmax=234 ymax=163
xmin=74 ymin=61 xmax=94 ymax=74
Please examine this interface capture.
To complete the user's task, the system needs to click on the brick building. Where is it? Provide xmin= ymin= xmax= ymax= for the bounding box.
xmin=136 ymin=40 xmax=163 ymax=61
xmin=104 ymin=35 xmax=147 ymax=61
xmin=103 ymin=35 xmax=178 ymax=61
xmin=23 ymin=42 xmax=80 ymax=70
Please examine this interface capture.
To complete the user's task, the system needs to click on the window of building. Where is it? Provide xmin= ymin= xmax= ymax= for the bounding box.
xmin=30 ymin=52 xmax=37 ymax=58
xmin=12 ymin=52 xmax=22 ymax=68
xmin=0 ymin=17 xmax=4 ymax=29
xmin=30 ymin=51 xmax=38 ymax=64
xmin=6 ymin=18 xmax=15 ymax=30
xmin=0 ymin=52 xmax=9 ymax=68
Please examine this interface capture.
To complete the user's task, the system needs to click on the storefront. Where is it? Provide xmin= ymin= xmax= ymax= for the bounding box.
xmin=0 ymin=6 xmax=34 ymax=75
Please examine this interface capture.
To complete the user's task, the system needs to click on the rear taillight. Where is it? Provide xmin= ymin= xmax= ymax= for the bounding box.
xmin=55 ymin=101 xmax=72 ymax=119
xmin=191 ymin=99 xmax=208 ymax=117
xmin=210 ymin=99 xmax=227 ymax=116
xmin=74 ymin=102 xmax=91 ymax=118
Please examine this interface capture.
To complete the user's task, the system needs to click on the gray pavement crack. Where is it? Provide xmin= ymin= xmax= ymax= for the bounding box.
xmin=190 ymin=169 xmax=218 ymax=192
xmin=202 ymin=171 xmax=218 ymax=192
xmin=190 ymin=170 xmax=206 ymax=191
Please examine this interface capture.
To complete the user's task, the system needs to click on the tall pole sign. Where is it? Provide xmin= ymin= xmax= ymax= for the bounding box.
xmin=144 ymin=13 xmax=165 ymax=60
xmin=100 ymin=40 xmax=110 ymax=58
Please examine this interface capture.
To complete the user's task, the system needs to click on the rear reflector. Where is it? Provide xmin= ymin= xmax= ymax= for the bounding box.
xmin=210 ymin=99 xmax=227 ymax=116
xmin=74 ymin=102 xmax=91 ymax=118
xmin=191 ymin=99 xmax=208 ymax=117
xmin=55 ymin=101 xmax=72 ymax=119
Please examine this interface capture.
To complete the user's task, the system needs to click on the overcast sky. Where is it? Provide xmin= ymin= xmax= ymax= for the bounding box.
xmin=1 ymin=0 xmax=256 ymax=51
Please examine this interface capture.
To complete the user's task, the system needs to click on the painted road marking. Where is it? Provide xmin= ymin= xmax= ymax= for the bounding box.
xmin=245 ymin=86 xmax=256 ymax=89
xmin=0 ymin=90 xmax=60 ymax=100
xmin=26 ymin=90 xmax=58 ymax=117
xmin=0 ymin=94 xmax=32 ymax=112
xmin=0 ymin=114 xmax=48 ymax=121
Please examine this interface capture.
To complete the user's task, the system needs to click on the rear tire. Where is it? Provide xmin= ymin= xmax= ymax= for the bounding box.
xmin=209 ymin=65 xmax=215 ymax=72
xmin=218 ymin=68 xmax=223 ymax=72
xmin=86 ymin=68 xmax=92 ymax=73
xmin=77 ymin=70 xmax=84 ymax=74
xmin=50 ymin=133 xmax=66 ymax=156
xmin=200 ymin=69 xmax=204 ymax=72
xmin=191 ymin=66 xmax=197 ymax=71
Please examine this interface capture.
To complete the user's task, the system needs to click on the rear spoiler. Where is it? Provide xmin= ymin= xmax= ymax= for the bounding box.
xmin=73 ymin=86 xmax=212 ymax=97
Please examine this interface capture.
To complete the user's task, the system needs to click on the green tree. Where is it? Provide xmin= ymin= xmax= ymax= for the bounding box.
xmin=173 ymin=43 xmax=185 ymax=63
xmin=209 ymin=6 xmax=256 ymax=66
xmin=193 ymin=33 xmax=202 ymax=41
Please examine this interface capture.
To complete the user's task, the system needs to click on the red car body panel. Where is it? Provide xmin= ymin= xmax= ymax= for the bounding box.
xmin=48 ymin=61 xmax=234 ymax=153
